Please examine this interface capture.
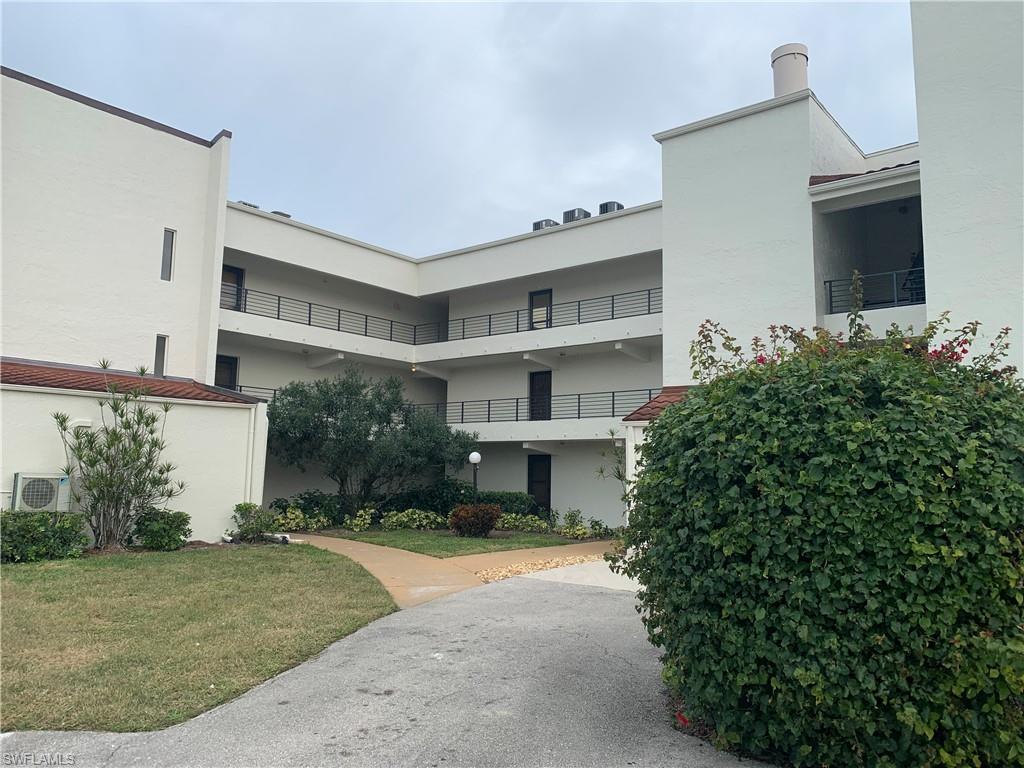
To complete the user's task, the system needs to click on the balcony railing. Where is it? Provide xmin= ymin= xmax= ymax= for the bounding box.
xmin=824 ymin=268 xmax=925 ymax=314
xmin=221 ymin=285 xmax=420 ymax=343
xmin=229 ymin=384 xmax=658 ymax=422
xmin=411 ymin=388 xmax=658 ymax=424
xmin=417 ymin=287 xmax=663 ymax=344
xmin=220 ymin=284 xmax=662 ymax=345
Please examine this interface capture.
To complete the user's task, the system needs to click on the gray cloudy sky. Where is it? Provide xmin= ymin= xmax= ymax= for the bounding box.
xmin=3 ymin=2 xmax=917 ymax=255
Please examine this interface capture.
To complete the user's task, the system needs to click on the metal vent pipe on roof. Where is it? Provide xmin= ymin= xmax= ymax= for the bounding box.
xmin=771 ymin=43 xmax=808 ymax=97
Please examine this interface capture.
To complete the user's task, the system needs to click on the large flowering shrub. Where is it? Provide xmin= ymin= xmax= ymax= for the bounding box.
xmin=614 ymin=310 xmax=1024 ymax=767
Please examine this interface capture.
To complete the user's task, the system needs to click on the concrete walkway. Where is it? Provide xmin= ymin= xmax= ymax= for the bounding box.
xmin=2 ymin=572 xmax=769 ymax=767
xmin=298 ymin=534 xmax=617 ymax=609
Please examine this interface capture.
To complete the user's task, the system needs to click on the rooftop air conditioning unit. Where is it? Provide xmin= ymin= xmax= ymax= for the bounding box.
xmin=11 ymin=473 xmax=72 ymax=514
xmin=563 ymin=208 xmax=591 ymax=224
xmin=532 ymin=219 xmax=559 ymax=231
xmin=599 ymin=201 xmax=624 ymax=215
xmin=238 ymin=200 xmax=260 ymax=209
xmin=270 ymin=210 xmax=292 ymax=218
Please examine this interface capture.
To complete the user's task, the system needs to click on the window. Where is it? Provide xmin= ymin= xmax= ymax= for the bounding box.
xmin=154 ymin=335 xmax=168 ymax=377
xmin=215 ymin=355 xmax=239 ymax=390
xmin=160 ymin=229 xmax=175 ymax=281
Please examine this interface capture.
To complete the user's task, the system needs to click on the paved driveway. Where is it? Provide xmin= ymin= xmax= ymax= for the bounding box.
xmin=3 ymin=574 xmax=767 ymax=768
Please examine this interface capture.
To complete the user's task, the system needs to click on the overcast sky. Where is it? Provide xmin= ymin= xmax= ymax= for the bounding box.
xmin=3 ymin=2 xmax=917 ymax=256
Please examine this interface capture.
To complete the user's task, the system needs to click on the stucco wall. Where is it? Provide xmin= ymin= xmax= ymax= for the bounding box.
xmin=660 ymin=97 xmax=818 ymax=384
xmin=0 ymin=386 xmax=267 ymax=542
xmin=0 ymin=77 xmax=228 ymax=381
xmin=445 ymin=251 xmax=661 ymax=320
xmin=445 ymin=347 xmax=662 ymax=404
xmin=215 ymin=332 xmax=446 ymax=403
xmin=911 ymin=0 xmax=1024 ymax=369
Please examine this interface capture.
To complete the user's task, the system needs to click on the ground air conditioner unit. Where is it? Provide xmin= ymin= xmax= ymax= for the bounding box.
xmin=10 ymin=473 xmax=72 ymax=514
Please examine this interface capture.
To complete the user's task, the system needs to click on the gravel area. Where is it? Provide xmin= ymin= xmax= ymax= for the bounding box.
xmin=474 ymin=553 xmax=605 ymax=582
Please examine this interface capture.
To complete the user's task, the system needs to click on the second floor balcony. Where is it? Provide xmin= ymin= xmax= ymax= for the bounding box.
xmin=220 ymin=283 xmax=662 ymax=346
xmin=824 ymin=267 xmax=925 ymax=314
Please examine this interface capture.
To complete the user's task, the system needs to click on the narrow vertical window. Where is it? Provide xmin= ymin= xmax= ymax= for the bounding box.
xmin=160 ymin=229 xmax=175 ymax=281
xmin=154 ymin=335 xmax=168 ymax=377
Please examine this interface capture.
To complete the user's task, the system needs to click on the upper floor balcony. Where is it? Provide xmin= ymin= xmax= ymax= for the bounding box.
xmin=824 ymin=267 xmax=925 ymax=314
xmin=219 ymin=283 xmax=663 ymax=356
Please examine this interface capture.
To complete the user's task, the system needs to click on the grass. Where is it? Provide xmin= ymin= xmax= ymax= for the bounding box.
xmin=0 ymin=544 xmax=395 ymax=732
xmin=323 ymin=528 xmax=586 ymax=557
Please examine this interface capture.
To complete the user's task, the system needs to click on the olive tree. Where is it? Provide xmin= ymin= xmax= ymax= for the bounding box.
xmin=268 ymin=368 xmax=477 ymax=512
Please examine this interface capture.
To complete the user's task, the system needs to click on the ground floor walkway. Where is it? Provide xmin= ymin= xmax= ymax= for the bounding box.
xmin=2 ymin=569 xmax=767 ymax=767
xmin=298 ymin=534 xmax=615 ymax=607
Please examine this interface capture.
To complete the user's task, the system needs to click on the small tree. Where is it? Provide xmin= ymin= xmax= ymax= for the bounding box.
xmin=268 ymin=368 xmax=477 ymax=511
xmin=54 ymin=362 xmax=185 ymax=550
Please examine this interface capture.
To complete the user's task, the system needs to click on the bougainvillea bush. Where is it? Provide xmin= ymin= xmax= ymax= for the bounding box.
xmin=614 ymin=311 xmax=1024 ymax=767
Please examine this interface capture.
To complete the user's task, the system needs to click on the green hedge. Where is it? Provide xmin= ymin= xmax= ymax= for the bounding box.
xmin=383 ymin=478 xmax=538 ymax=518
xmin=1 ymin=509 xmax=88 ymax=563
xmin=133 ymin=508 xmax=192 ymax=551
xmin=617 ymin=335 xmax=1024 ymax=766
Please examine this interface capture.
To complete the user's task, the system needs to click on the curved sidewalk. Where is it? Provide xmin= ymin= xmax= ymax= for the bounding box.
xmin=298 ymin=534 xmax=614 ymax=608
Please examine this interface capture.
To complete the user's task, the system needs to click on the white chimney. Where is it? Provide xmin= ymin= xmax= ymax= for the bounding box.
xmin=771 ymin=43 xmax=809 ymax=97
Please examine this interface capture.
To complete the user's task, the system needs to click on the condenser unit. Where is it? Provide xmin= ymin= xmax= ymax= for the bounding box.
xmin=10 ymin=473 xmax=72 ymax=514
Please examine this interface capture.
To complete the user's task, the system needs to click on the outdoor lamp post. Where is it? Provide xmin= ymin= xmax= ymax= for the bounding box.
xmin=468 ymin=451 xmax=482 ymax=502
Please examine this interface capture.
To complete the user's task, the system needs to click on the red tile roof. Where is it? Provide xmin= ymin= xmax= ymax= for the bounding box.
xmin=622 ymin=385 xmax=692 ymax=422
xmin=0 ymin=359 xmax=258 ymax=404
xmin=809 ymin=160 xmax=919 ymax=187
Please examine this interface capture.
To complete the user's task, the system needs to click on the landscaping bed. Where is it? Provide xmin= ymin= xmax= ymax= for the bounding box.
xmin=322 ymin=528 xmax=590 ymax=558
xmin=0 ymin=544 xmax=395 ymax=732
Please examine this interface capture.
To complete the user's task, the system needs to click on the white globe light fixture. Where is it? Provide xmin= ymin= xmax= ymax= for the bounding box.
xmin=468 ymin=451 xmax=482 ymax=500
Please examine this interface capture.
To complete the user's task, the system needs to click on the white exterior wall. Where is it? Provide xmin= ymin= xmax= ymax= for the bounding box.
xmin=456 ymin=440 xmax=626 ymax=525
xmin=216 ymin=332 xmax=446 ymax=403
xmin=225 ymin=204 xmax=419 ymax=296
xmin=0 ymin=386 xmax=267 ymax=542
xmin=660 ymin=97 xmax=818 ymax=384
xmin=417 ymin=204 xmax=662 ymax=295
xmin=911 ymin=0 xmax=1024 ymax=369
xmin=0 ymin=77 xmax=229 ymax=382
xmin=444 ymin=252 xmax=661 ymax=320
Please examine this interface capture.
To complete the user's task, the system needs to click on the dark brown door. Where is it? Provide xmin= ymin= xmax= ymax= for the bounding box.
xmin=221 ymin=265 xmax=245 ymax=310
xmin=529 ymin=370 xmax=552 ymax=420
xmin=527 ymin=454 xmax=552 ymax=511
xmin=528 ymin=289 xmax=552 ymax=329
xmin=215 ymin=355 xmax=239 ymax=390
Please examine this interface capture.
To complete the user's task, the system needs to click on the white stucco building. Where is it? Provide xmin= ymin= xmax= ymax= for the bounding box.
xmin=2 ymin=1 xmax=1021 ymax=539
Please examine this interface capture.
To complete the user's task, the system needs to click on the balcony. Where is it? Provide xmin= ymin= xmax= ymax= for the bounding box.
xmin=411 ymin=387 xmax=657 ymax=424
xmin=824 ymin=267 xmax=925 ymax=314
xmin=231 ymin=385 xmax=658 ymax=424
xmin=220 ymin=283 xmax=661 ymax=347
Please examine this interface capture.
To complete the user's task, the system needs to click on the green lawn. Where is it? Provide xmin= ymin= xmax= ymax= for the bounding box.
xmin=323 ymin=528 xmax=584 ymax=557
xmin=0 ymin=544 xmax=395 ymax=732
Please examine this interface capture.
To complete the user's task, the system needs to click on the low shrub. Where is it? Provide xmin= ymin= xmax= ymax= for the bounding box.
xmin=384 ymin=477 xmax=474 ymax=516
xmin=133 ymin=508 xmax=191 ymax=551
xmin=0 ymin=509 xmax=88 ymax=563
xmin=476 ymin=490 xmax=537 ymax=517
xmin=341 ymin=508 xmax=374 ymax=532
xmin=380 ymin=508 xmax=445 ymax=531
xmin=556 ymin=509 xmax=590 ymax=539
xmin=587 ymin=518 xmax=613 ymax=539
xmin=495 ymin=513 xmax=550 ymax=533
xmin=448 ymin=503 xmax=502 ymax=538
xmin=273 ymin=505 xmax=329 ymax=532
xmin=230 ymin=502 xmax=279 ymax=543
xmin=271 ymin=489 xmax=344 ymax=525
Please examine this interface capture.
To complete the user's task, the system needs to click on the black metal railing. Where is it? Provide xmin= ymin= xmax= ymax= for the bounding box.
xmin=411 ymin=388 xmax=657 ymax=424
xmin=825 ymin=268 xmax=925 ymax=314
xmin=231 ymin=384 xmax=277 ymax=401
xmin=220 ymin=285 xmax=420 ymax=344
xmin=221 ymin=283 xmax=662 ymax=345
xmin=419 ymin=286 xmax=663 ymax=344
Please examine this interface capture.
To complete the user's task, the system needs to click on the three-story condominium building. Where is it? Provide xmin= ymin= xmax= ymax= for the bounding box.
xmin=2 ymin=1 xmax=1021 ymax=540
